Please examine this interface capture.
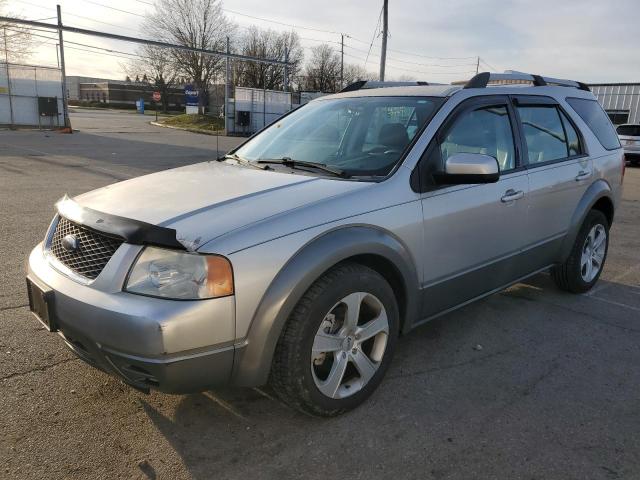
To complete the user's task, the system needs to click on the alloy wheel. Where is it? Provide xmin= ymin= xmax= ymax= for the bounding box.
xmin=580 ymin=224 xmax=607 ymax=282
xmin=310 ymin=292 xmax=389 ymax=399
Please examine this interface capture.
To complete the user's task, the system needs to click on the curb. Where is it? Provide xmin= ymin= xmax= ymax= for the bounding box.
xmin=149 ymin=121 xmax=225 ymax=136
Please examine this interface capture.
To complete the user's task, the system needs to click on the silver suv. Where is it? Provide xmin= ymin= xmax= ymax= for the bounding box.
xmin=27 ymin=72 xmax=624 ymax=416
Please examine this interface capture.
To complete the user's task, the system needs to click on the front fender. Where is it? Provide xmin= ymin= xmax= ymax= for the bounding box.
xmin=559 ymin=179 xmax=613 ymax=261
xmin=231 ymin=226 xmax=420 ymax=387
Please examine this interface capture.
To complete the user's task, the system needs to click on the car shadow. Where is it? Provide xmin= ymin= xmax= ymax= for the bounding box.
xmin=139 ymin=271 xmax=640 ymax=479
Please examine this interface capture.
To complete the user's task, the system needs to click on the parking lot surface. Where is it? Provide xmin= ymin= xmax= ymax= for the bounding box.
xmin=2 ymin=110 xmax=639 ymax=480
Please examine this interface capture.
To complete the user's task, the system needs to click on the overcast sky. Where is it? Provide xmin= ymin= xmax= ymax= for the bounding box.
xmin=5 ymin=0 xmax=640 ymax=84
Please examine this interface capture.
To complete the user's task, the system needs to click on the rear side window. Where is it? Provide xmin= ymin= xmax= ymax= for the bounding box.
xmin=517 ymin=105 xmax=570 ymax=164
xmin=617 ymin=125 xmax=640 ymax=137
xmin=566 ymin=98 xmax=621 ymax=150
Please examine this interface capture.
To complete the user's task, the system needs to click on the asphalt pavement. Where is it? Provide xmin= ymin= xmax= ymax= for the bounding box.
xmin=1 ymin=109 xmax=639 ymax=480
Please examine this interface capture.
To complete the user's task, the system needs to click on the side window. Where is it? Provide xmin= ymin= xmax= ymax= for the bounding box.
xmin=566 ymin=97 xmax=621 ymax=150
xmin=517 ymin=105 xmax=569 ymax=164
xmin=560 ymin=110 xmax=582 ymax=156
xmin=440 ymin=105 xmax=515 ymax=171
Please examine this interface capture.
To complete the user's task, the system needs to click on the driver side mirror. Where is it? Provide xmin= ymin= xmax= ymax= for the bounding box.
xmin=433 ymin=153 xmax=500 ymax=185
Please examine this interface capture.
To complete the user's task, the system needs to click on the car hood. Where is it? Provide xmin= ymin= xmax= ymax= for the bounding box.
xmin=75 ymin=161 xmax=370 ymax=250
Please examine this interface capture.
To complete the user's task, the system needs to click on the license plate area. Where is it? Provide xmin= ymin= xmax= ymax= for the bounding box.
xmin=26 ymin=277 xmax=57 ymax=332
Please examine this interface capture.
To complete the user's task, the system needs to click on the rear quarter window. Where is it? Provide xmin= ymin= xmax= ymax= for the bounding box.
xmin=566 ymin=98 xmax=621 ymax=150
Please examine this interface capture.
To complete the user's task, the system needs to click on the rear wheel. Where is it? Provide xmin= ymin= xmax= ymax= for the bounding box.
xmin=552 ymin=209 xmax=609 ymax=293
xmin=270 ymin=263 xmax=399 ymax=417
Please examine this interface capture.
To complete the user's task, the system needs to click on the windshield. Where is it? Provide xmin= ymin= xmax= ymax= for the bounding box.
xmin=233 ymin=96 xmax=443 ymax=177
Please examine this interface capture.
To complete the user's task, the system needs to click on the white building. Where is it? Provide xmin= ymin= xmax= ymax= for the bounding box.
xmin=590 ymin=83 xmax=640 ymax=125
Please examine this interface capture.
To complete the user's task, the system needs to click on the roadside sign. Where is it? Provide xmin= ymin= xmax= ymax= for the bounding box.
xmin=184 ymin=85 xmax=198 ymax=106
xmin=152 ymin=91 xmax=161 ymax=102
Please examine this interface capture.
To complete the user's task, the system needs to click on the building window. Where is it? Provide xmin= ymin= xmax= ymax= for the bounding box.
xmin=606 ymin=110 xmax=630 ymax=125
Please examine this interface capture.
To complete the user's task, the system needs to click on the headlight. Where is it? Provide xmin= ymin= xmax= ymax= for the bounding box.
xmin=125 ymin=247 xmax=234 ymax=300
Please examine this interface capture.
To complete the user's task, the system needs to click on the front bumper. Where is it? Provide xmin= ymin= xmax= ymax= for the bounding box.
xmin=27 ymin=243 xmax=237 ymax=393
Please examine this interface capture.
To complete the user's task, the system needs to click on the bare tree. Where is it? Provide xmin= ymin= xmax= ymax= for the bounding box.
xmin=0 ymin=0 xmax=33 ymax=63
xmin=143 ymin=0 xmax=231 ymax=114
xmin=125 ymin=46 xmax=178 ymax=112
xmin=303 ymin=44 xmax=341 ymax=93
xmin=233 ymin=27 xmax=303 ymax=91
xmin=342 ymin=63 xmax=375 ymax=87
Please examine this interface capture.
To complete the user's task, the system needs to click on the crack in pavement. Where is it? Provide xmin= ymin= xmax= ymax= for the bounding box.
xmin=0 ymin=304 xmax=29 ymax=312
xmin=388 ymin=345 xmax=519 ymax=380
xmin=506 ymin=293 xmax=640 ymax=334
xmin=1 ymin=357 xmax=79 ymax=382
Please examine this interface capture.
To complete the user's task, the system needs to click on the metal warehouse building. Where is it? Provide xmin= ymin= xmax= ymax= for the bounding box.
xmin=590 ymin=83 xmax=640 ymax=125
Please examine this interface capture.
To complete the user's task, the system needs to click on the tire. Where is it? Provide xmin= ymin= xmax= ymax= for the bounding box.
xmin=552 ymin=209 xmax=609 ymax=293
xmin=269 ymin=262 xmax=399 ymax=417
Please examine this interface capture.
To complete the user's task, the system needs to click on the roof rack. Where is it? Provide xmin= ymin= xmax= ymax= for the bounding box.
xmin=340 ymin=80 xmax=432 ymax=93
xmin=464 ymin=71 xmax=591 ymax=92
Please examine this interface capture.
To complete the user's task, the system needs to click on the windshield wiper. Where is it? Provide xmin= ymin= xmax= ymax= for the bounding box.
xmin=257 ymin=157 xmax=348 ymax=178
xmin=218 ymin=153 xmax=270 ymax=170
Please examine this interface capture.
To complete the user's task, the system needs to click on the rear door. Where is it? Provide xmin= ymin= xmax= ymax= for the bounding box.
xmin=415 ymin=95 xmax=530 ymax=319
xmin=513 ymin=95 xmax=592 ymax=270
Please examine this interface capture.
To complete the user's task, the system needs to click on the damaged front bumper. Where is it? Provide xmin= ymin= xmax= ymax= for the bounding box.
xmin=27 ymin=242 xmax=237 ymax=393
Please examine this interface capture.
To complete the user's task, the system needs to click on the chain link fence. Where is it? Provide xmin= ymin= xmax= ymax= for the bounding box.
xmin=0 ymin=62 xmax=64 ymax=128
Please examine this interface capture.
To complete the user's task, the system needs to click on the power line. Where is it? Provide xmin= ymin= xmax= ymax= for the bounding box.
xmin=14 ymin=0 xmax=142 ymax=34
xmin=10 ymin=3 xmax=493 ymax=80
xmin=82 ymin=0 xmax=146 ymax=18
xmin=342 ymin=51 xmax=475 ymax=77
xmin=77 ymin=0 xmax=483 ymax=69
xmin=479 ymin=58 xmax=500 ymax=72
xmin=364 ymin=5 xmax=383 ymax=68
xmin=0 ymin=16 xmax=288 ymax=65
xmin=222 ymin=8 xmax=342 ymax=35
xmin=344 ymin=44 xmax=476 ymax=68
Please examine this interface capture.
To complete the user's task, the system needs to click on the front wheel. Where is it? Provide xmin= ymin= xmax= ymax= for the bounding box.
xmin=552 ymin=209 xmax=609 ymax=293
xmin=270 ymin=263 xmax=399 ymax=417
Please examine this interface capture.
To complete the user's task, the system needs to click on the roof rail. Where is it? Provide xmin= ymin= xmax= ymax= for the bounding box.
xmin=463 ymin=71 xmax=591 ymax=92
xmin=340 ymin=80 xmax=432 ymax=93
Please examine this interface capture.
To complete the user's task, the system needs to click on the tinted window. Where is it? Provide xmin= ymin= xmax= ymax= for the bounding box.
xmin=517 ymin=106 xmax=568 ymax=163
xmin=440 ymin=105 xmax=515 ymax=171
xmin=567 ymin=98 xmax=621 ymax=150
xmin=617 ymin=125 xmax=640 ymax=137
xmin=560 ymin=110 xmax=582 ymax=156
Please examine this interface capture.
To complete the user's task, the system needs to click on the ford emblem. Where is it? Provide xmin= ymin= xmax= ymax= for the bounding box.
xmin=61 ymin=234 xmax=79 ymax=252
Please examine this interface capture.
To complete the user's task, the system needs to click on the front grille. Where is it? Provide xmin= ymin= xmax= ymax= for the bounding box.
xmin=49 ymin=216 xmax=124 ymax=279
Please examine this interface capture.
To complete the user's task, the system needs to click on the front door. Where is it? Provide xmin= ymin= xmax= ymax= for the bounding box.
xmin=415 ymin=96 xmax=530 ymax=320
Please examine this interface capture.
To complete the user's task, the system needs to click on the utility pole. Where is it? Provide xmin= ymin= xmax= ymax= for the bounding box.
xmin=476 ymin=56 xmax=480 ymax=74
xmin=3 ymin=27 xmax=15 ymax=126
xmin=283 ymin=46 xmax=289 ymax=92
xmin=56 ymin=5 xmax=71 ymax=131
xmin=224 ymin=36 xmax=231 ymax=135
xmin=340 ymin=33 xmax=344 ymax=89
xmin=379 ymin=0 xmax=388 ymax=81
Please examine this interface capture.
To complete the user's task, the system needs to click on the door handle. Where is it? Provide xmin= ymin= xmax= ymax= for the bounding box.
xmin=575 ymin=170 xmax=592 ymax=181
xmin=501 ymin=189 xmax=524 ymax=203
